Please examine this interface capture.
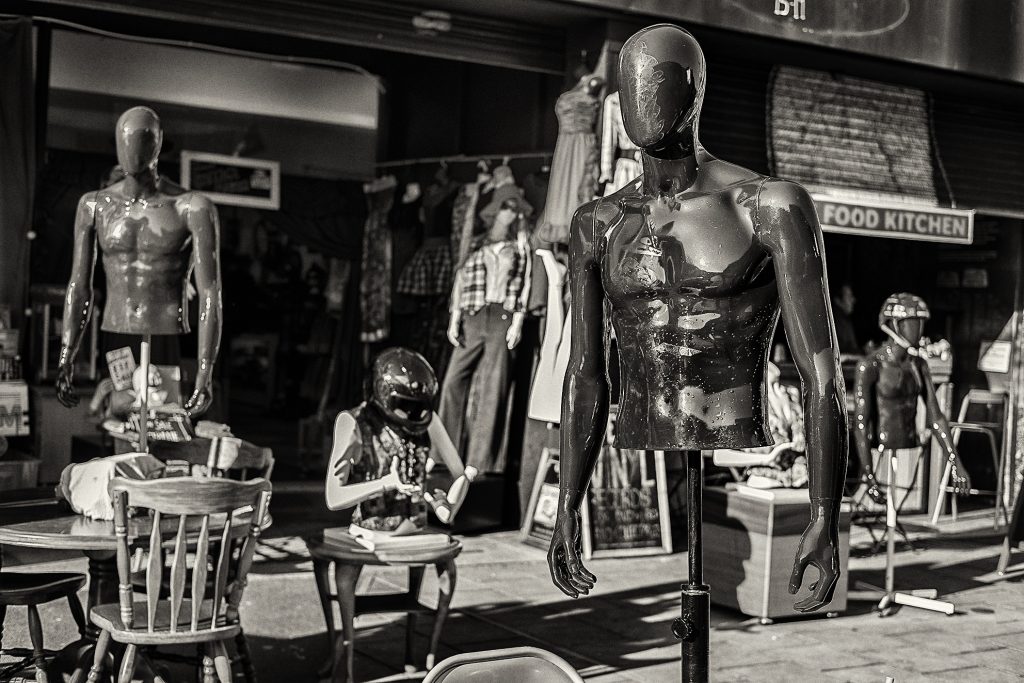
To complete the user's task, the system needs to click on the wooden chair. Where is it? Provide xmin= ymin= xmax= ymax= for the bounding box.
xmin=86 ymin=477 xmax=271 ymax=683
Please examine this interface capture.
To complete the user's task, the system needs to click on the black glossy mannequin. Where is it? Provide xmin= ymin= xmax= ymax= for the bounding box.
xmin=547 ymin=25 xmax=847 ymax=680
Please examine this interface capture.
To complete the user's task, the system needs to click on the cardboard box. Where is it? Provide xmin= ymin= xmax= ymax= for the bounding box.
xmin=0 ymin=381 xmax=29 ymax=436
xmin=704 ymin=485 xmax=850 ymax=620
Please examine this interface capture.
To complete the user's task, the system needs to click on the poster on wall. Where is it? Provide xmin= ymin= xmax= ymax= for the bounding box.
xmin=581 ymin=445 xmax=673 ymax=559
xmin=181 ymin=151 xmax=280 ymax=210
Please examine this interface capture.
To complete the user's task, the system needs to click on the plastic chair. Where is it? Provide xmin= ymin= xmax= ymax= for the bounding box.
xmin=423 ymin=646 xmax=584 ymax=683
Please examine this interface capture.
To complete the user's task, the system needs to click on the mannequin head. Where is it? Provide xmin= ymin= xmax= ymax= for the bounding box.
xmin=879 ymin=292 xmax=929 ymax=349
xmin=115 ymin=106 xmax=162 ymax=176
xmin=582 ymin=75 xmax=605 ymax=97
xmin=488 ymin=197 xmax=526 ymax=242
xmin=369 ymin=347 xmax=438 ymax=435
xmin=618 ymin=24 xmax=706 ymax=155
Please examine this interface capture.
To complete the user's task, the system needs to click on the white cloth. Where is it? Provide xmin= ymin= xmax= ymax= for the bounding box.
xmin=600 ymin=91 xmax=641 ymax=196
xmin=528 ymin=250 xmax=571 ymax=423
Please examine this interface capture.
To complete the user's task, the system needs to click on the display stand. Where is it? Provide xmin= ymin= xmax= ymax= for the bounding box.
xmin=137 ymin=335 xmax=151 ymax=452
xmin=671 ymin=450 xmax=709 ymax=682
xmin=853 ymin=450 xmax=954 ymax=617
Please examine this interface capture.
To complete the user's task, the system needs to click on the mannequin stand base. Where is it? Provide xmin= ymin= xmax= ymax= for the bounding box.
xmin=851 ymin=585 xmax=954 ymax=617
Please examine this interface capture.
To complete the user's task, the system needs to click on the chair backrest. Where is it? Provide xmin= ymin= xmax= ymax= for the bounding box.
xmin=108 ymin=477 xmax=272 ymax=634
xmin=422 ymin=647 xmax=584 ymax=683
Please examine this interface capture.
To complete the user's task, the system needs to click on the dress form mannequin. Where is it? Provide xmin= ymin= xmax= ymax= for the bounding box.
xmin=56 ymin=107 xmax=222 ymax=448
xmin=440 ymin=198 xmax=531 ymax=473
xmin=547 ymin=25 xmax=847 ymax=680
xmin=326 ymin=348 xmax=476 ymax=529
xmin=853 ymin=293 xmax=966 ymax=617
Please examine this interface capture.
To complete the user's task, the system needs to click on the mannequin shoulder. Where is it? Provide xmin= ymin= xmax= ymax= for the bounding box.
xmin=75 ymin=190 xmax=102 ymax=219
xmin=757 ymin=177 xmax=816 ymax=213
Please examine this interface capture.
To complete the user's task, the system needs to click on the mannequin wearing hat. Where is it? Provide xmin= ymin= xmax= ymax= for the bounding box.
xmin=854 ymin=293 xmax=971 ymax=502
xmin=440 ymin=198 xmax=531 ymax=473
xmin=326 ymin=348 xmax=476 ymax=531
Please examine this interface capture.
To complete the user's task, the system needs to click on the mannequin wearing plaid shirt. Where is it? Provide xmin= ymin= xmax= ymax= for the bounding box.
xmin=440 ymin=200 xmax=531 ymax=473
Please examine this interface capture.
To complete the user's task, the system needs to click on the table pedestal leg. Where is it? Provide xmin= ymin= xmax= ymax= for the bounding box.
xmin=427 ymin=559 xmax=457 ymax=671
xmin=332 ymin=563 xmax=362 ymax=683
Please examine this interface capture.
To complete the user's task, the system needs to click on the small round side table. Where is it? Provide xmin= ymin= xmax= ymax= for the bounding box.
xmin=303 ymin=531 xmax=462 ymax=683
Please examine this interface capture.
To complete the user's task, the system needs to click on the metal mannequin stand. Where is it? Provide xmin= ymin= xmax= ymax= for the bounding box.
xmin=672 ymin=451 xmax=710 ymax=682
xmin=137 ymin=335 xmax=151 ymax=452
xmin=854 ymin=450 xmax=954 ymax=617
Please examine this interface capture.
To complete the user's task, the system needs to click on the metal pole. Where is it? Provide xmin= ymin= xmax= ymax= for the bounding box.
xmin=673 ymin=450 xmax=710 ymax=682
xmin=138 ymin=335 xmax=151 ymax=452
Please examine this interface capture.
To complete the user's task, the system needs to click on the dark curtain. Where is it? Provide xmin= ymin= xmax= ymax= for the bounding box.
xmin=0 ymin=18 xmax=35 ymax=320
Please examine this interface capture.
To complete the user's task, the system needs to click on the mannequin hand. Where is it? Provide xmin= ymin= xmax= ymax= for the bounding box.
xmin=599 ymin=173 xmax=612 ymax=184
xmin=184 ymin=386 xmax=213 ymax=417
xmin=55 ymin=364 xmax=79 ymax=408
xmin=387 ymin=459 xmax=421 ymax=496
xmin=789 ymin=509 xmax=840 ymax=612
xmin=423 ymin=488 xmax=454 ymax=523
xmin=506 ymin=314 xmax=524 ymax=350
xmin=447 ymin=317 xmax=463 ymax=348
xmin=860 ymin=472 xmax=887 ymax=505
xmin=548 ymin=509 xmax=596 ymax=598
xmin=949 ymin=456 xmax=972 ymax=495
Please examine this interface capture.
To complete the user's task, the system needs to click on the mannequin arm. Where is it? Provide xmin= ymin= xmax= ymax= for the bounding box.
xmin=918 ymin=357 xmax=971 ymax=491
xmin=853 ymin=359 xmax=879 ymax=479
xmin=548 ymin=202 xmax=606 ymax=599
xmin=184 ymin=194 xmax=223 ymax=415
xmin=424 ymin=414 xmax=477 ymax=523
xmin=599 ymin=95 xmax=616 ymax=182
xmin=325 ymin=412 xmax=405 ymax=510
xmin=758 ymin=179 xmax=847 ymax=612
xmin=57 ymin=193 xmax=99 ymax=406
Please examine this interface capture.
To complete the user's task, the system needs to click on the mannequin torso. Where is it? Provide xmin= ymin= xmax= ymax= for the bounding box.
xmin=87 ymin=178 xmax=200 ymax=335
xmin=869 ymin=349 xmax=924 ymax=449
xmin=596 ymin=162 xmax=779 ymax=448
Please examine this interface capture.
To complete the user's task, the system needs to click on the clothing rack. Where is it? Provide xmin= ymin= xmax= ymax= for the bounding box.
xmin=375 ymin=152 xmax=552 ymax=168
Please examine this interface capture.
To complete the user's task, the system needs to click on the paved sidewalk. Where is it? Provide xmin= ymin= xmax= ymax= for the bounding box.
xmin=3 ymin=488 xmax=1023 ymax=682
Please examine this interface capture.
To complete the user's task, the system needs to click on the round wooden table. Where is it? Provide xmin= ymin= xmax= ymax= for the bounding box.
xmin=0 ymin=493 xmax=264 ymax=679
xmin=304 ymin=531 xmax=461 ymax=683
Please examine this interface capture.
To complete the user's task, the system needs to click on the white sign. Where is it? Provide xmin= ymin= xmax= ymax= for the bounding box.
xmin=979 ymin=340 xmax=1012 ymax=374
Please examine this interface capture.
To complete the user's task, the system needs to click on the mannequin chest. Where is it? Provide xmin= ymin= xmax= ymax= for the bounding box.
xmin=600 ymin=191 xmax=770 ymax=304
xmin=96 ymin=195 xmax=190 ymax=256
xmin=876 ymin=358 xmax=923 ymax=401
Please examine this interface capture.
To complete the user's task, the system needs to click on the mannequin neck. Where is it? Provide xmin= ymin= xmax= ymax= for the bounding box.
xmin=122 ymin=167 xmax=159 ymax=199
xmin=641 ymin=125 xmax=701 ymax=195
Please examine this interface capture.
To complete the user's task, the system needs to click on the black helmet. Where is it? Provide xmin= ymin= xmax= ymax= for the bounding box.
xmin=878 ymin=292 xmax=930 ymax=329
xmin=369 ymin=348 xmax=438 ymax=433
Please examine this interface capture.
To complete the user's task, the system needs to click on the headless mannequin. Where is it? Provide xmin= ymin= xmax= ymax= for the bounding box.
xmin=547 ymin=25 xmax=846 ymax=678
xmin=56 ymin=106 xmax=222 ymax=417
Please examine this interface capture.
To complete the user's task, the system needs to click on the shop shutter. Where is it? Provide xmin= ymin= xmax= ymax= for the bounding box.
xmin=35 ymin=0 xmax=565 ymax=74
xmin=931 ymin=98 xmax=1024 ymax=218
xmin=768 ymin=66 xmax=938 ymax=203
xmin=701 ymin=58 xmax=771 ymax=174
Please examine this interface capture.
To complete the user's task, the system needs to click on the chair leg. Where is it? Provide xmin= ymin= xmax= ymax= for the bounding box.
xmin=234 ymin=631 xmax=257 ymax=683
xmin=118 ymin=644 xmax=137 ymax=683
xmin=87 ymin=630 xmax=112 ymax=683
xmin=1 ymin=603 xmax=6 ymax=653
xmin=427 ymin=559 xmax=457 ymax=671
xmin=212 ymin=640 xmax=232 ymax=683
xmin=68 ymin=593 xmax=88 ymax=639
xmin=26 ymin=604 xmax=50 ymax=683
xmin=201 ymin=644 xmax=217 ymax=683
